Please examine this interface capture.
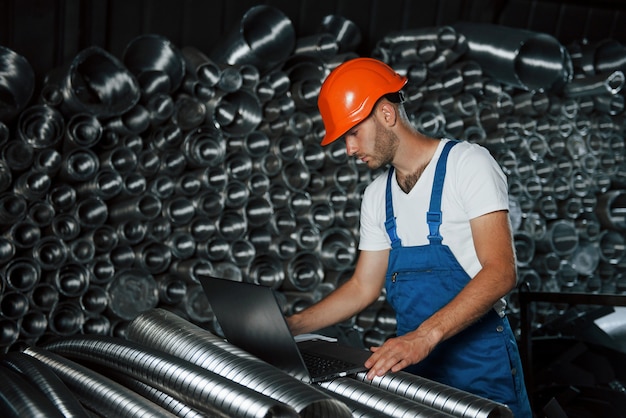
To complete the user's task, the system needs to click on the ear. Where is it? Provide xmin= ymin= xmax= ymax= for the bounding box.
xmin=378 ymin=101 xmax=397 ymax=127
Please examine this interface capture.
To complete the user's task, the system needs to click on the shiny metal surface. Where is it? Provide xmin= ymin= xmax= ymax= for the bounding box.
xmin=105 ymin=371 xmax=214 ymax=418
xmin=319 ymin=376 xmax=457 ymax=417
xmin=452 ymin=22 xmax=572 ymax=91
xmin=126 ymin=308 xmax=353 ymax=418
xmin=0 ymin=45 xmax=35 ymax=121
xmin=2 ymin=352 xmax=90 ymax=418
xmin=352 ymin=371 xmax=513 ymax=418
xmin=41 ymin=335 xmax=296 ymax=417
xmin=210 ymin=5 xmax=295 ymax=72
xmin=22 ymin=345 xmax=179 ymax=418
xmin=0 ymin=362 xmax=67 ymax=418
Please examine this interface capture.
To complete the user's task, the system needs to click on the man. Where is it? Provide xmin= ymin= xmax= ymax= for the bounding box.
xmin=286 ymin=58 xmax=532 ymax=417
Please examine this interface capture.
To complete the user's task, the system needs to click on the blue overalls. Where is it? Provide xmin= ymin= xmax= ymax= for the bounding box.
xmin=384 ymin=140 xmax=532 ymax=417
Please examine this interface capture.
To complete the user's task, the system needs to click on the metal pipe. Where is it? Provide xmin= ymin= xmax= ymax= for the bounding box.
xmin=193 ymin=190 xmax=225 ymax=218
xmin=108 ymin=192 xmax=162 ymax=222
xmin=89 ymin=259 xmax=115 ymax=286
xmin=58 ymin=46 xmax=141 ymax=118
xmin=536 ymin=219 xmax=580 ymax=256
xmin=6 ymin=220 xmax=41 ymax=249
xmin=0 ymin=45 xmax=35 ymax=122
xmin=597 ymin=230 xmax=626 ymax=264
xmin=563 ymin=70 xmax=625 ymax=98
xmin=144 ymin=93 xmax=175 ymax=125
xmin=74 ymin=168 xmax=123 ymax=200
xmin=1 ymin=140 xmax=34 ymax=172
xmin=597 ymin=189 xmax=626 ymax=231
xmin=81 ymin=315 xmax=111 ymax=335
xmin=453 ymin=22 xmax=572 ymax=91
xmin=245 ymin=196 xmax=274 ymax=227
xmin=182 ymin=46 xmax=222 ymax=88
xmin=136 ymin=148 xmax=160 ymax=178
xmin=0 ymin=363 xmax=67 ymax=418
xmin=319 ymin=377 xmax=456 ymax=417
xmin=105 ymin=371 xmax=215 ymax=418
xmin=284 ymin=252 xmax=324 ymax=291
xmin=46 ymin=335 xmax=302 ymax=418
xmin=17 ymin=104 xmax=65 ymax=149
xmin=22 ymin=345 xmax=179 ymax=418
xmin=106 ymin=269 xmax=158 ymax=320
xmin=182 ymin=125 xmax=225 ymax=168
xmin=57 ymin=148 xmax=100 ymax=183
xmin=210 ymin=5 xmax=295 ymax=73
xmin=156 ymin=274 xmax=188 ymax=305
xmin=171 ymin=94 xmax=207 ymax=131
xmin=134 ymin=241 xmax=173 ymax=274
xmin=109 ymin=244 xmax=137 ymax=267
xmin=122 ymin=34 xmax=185 ymax=96
xmin=0 ymin=318 xmax=19 ymax=350
xmin=49 ymin=213 xmax=81 ymax=241
xmin=248 ymin=253 xmax=285 ymax=288
xmin=79 ymin=285 xmax=109 ymax=317
xmin=294 ymin=33 xmax=339 ymax=59
xmin=112 ymin=221 xmax=144 ymax=249
xmin=170 ymin=258 xmax=214 ymax=284
xmin=63 ymin=113 xmax=102 ymax=150
xmin=127 ymin=308 xmax=352 ymax=418
xmin=162 ymin=196 xmax=196 ymax=226
xmin=2 ymin=351 xmax=90 ymax=418
xmin=47 ymin=301 xmax=84 ymax=336
xmin=319 ymin=14 xmax=361 ymax=53
xmin=165 ymin=230 xmax=196 ymax=260
xmin=53 ymin=263 xmax=90 ymax=298
xmin=319 ymin=228 xmax=357 ymax=271
xmin=351 ymin=371 xmax=513 ymax=418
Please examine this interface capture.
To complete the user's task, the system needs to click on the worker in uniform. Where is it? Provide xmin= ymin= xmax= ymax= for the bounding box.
xmin=287 ymin=57 xmax=533 ymax=417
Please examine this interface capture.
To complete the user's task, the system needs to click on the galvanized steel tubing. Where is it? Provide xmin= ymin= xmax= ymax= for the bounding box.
xmin=451 ymin=22 xmax=573 ymax=91
xmin=210 ymin=5 xmax=296 ymax=73
xmin=2 ymin=351 xmax=90 ymax=418
xmin=126 ymin=308 xmax=353 ymax=418
xmin=350 ymin=371 xmax=513 ymax=418
xmin=0 ymin=362 xmax=68 ymax=418
xmin=51 ymin=46 xmax=141 ymax=118
xmin=21 ymin=345 xmax=180 ymax=418
xmin=40 ymin=335 xmax=299 ymax=417
xmin=319 ymin=377 xmax=458 ymax=417
xmin=0 ymin=45 xmax=35 ymax=122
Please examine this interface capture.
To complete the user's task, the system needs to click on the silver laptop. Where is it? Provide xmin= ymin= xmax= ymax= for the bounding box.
xmin=199 ymin=276 xmax=371 ymax=383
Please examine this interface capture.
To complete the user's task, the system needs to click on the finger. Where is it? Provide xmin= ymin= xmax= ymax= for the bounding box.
xmin=367 ymin=352 xmax=404 ymax=379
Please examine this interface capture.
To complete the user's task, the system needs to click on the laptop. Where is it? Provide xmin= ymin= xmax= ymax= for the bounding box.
xmin=199 ymin=276 xmax=372 ymax=383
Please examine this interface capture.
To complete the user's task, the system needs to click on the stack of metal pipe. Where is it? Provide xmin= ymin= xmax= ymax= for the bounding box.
xmin=0 ymin=2 xmax=624 ymax=403
xmin=1 ymin=308 xmax=512 ymax=417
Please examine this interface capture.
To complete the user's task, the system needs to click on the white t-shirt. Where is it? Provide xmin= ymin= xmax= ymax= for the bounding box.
xmin=358 ymin=138 xmax=510 ymax=279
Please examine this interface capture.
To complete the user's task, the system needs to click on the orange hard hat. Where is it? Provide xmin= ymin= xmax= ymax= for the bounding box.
xmin=317 ymin=57 xmax=407 ymax=146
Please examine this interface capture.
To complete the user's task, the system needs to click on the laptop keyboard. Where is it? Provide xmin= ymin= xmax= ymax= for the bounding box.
xmin=301 ymin=351 xmax=356 ymax=376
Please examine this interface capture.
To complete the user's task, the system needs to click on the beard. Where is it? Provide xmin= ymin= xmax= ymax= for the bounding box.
xmin=368 ymin=121 xmax=399 ymax=170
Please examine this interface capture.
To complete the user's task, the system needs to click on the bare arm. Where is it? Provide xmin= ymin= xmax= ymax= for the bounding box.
xmin=365 ymin=210 xmax=516 ymax=378
xmin=287 ymin=249 xmax=389 ymax=335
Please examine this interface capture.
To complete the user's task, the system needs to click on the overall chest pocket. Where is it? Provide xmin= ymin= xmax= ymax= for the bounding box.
xmin=385 ymin=268 xmax=469 ymax=333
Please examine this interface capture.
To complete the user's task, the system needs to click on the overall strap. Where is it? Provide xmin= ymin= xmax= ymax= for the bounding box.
xmin=385 ymin=166 xmax=401 ymax=248
xmin=427 ymin=140 xmax=459 ymax=244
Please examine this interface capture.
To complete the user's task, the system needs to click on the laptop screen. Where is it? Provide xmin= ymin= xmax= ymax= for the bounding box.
xmin=199 ymin=276 xmax=311 ymax=381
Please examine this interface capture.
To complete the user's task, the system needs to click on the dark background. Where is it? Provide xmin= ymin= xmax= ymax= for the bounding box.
xmin=3 ymin=0 xmax=626 ymax=84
